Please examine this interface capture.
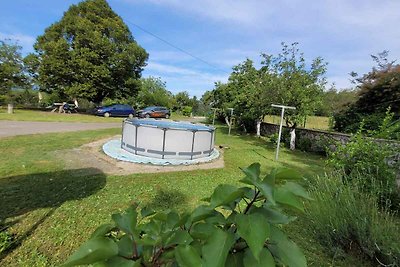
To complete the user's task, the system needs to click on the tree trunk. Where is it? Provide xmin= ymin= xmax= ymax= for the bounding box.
xmin=290 ymin=128 xmax=296 ymax=150
xmin=256 ymin=120 xmax=261 ymax=137
xmin=225 ymin=116 xmax=230 ymax=127
xmin=74 ymin=98 xmax=79 ymax=108
xmin=7 ymin=103 xmax=13 ymax=114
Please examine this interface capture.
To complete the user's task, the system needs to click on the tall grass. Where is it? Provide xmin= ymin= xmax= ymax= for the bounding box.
xmin=305 ymin=172 xmax=400 ymax=266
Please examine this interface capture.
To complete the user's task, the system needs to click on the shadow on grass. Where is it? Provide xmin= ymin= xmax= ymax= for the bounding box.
xmin=146 ymin=189 xmax=187 ymax=211
xmin=0 ymin=168 xmax=106 ymax=260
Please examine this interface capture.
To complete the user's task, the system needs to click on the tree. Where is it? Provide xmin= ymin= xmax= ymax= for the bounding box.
xmin=33 ymin=0 xmax=148 ymax=103
xmin=174 ymin=91 xmax=191 ymax=107
xmin=137 ymin=76 xmax=174 ymax=108
xmin=334 ymin=51 xmax=400 ymax=133
xmin=204 ymin=43 xmax=327 ymax=132
xmin=260 ymin=42 xmax=327 ymax=126
xmin=316 ymin=87 xmax=358 ymax=116
xmin=0 ymin=40 xmax=26 ymax=99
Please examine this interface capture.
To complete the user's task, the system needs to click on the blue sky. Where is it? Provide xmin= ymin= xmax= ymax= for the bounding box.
xmin=1 ymin=0 xmax=399 ymax=97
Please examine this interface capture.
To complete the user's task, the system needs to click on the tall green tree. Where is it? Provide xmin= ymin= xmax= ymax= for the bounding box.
xmin=174 ymin=91 xmax=191 ymax=107
xmin=316 ymin=87 xmax=358 ymax=116
xmin=137 ymin=76 xmax=174 ymax=108
xmin=34 ymin=0 xmax=148 ymax=103
xmin=334 ymin=51 xmax=400 ymax=133
xmin=0 ymin=40 xmax=26 ymax=98
xmin=204 ymin=43 xmax=327 ymax=132
xmin=260 ymin=42 xmax=327 ymax=126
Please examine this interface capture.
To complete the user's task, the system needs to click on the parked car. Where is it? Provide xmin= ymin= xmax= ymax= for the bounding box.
xmin=94 ymin=104 xmax=135 ymax=118
xmin=137 ymin=106 xmax=171 ymax=119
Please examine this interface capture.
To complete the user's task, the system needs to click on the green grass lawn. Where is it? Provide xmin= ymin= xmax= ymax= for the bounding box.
xmin=264 ymin=115 xmax=330 ymax=131
xmin=0 ymin=126 xmax=367 ymax=266
xmin=0 ymin=109 xmax=189 ymax=123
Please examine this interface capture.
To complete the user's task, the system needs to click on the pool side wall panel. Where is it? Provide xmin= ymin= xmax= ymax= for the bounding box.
xmin=121 ymin=120 xmax=215 ymax=160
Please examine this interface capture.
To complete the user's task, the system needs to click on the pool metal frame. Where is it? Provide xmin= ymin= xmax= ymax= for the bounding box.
xmin=121 ymin=119 xmax=215 ymax=160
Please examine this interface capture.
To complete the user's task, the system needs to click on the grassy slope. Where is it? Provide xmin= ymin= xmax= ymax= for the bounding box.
xmin=0 ymin=109 xmax=188 ymax=123
xmin=0 ymin=127 xmax=366 ymax=266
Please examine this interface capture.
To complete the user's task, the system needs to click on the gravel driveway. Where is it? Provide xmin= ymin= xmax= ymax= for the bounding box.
xmin=0 ymin=121 xmax=121 ymax=138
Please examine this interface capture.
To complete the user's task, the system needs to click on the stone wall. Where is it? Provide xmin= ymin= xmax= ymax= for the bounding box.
xmin=260 ymin=123 xmax=352 ymax=154
xmin=260 ymin=122 xmax=400 ymax=154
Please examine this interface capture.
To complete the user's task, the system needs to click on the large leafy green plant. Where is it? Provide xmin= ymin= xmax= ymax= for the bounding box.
xmin=62 ymin=163 xmax=311 ymax=267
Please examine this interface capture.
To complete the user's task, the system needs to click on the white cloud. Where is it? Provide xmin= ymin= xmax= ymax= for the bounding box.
xmin=122 ymin=0 xmax=400 ymax=92
xmin=144 ymin=61 xmax=228 ymax=96
xmin=123 ymin=0 xmax=274 ymax=26
xmin=146 ymin=62 xmax=228 ymax=81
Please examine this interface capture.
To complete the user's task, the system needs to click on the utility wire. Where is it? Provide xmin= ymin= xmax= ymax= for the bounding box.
xmin=124 ymin=18 xmax=230 ymax=74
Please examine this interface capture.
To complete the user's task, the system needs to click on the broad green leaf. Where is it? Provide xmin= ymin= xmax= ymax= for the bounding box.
xmin=166 ymin=211 xmax=180 ymax=229
xmin=255 ymin=179 xmax=276 ymax=206
xmin=140 ymin=207 xmax=156 ymax=218
xmin=202 ymin=228 xmax=235 ymax=267
xmin=225 ymin=252 xmax=245 ymax=267
xmin=243 ymin=247 xmax=275 ymax=267
xmin=236 ymin=213 xmax=270 ymax=260
xmin=275 ymin=187 xmax=304 ymax=212
xmin=263 ymin=169 xmax=277 ymax=186
xmin=175 ymin=245 xmax=202 ymax=267
xmin=205 ymin=211 xmax=226 ymax=225
xmin=250 ymin=206 xmax=296 ymax=224
xmin=136 ymin=234 xmax=157 ymax=246
xmin=152 ymin=211 xmax=169 ymax=221
xmin=226 ymin=211 xmax=237 ymax=224
xmin=112 ymin=206 xmax=138 ymax=237
xmin=282 ymin=182 xmax=313 ymax=200
xmin=240 ymin=187 xmax=256 ymax=200
xmin=62 ymin=237 xmax=118 ymax=267
xmin=141 ymin=219 xmax=162 ymax=236
xmin=90 ymin=223 xmax=115 ymax=238
xmin=190 ymin=205 xmax=217 ymax=223
xmin=267 ymin=226 xmax=307 ymax=267
xmin=117 ymin=235 xmax=135 ymax=258
xmin=164 ymin=229 xmax=193 ymax=246
xmin=106 ymin=256 xmax=141 ymax=267
xmin=190 ymin=222 xmax=215 ymax=240
xmin=177 ymin=212 xmax=190 ymax=227
xmin=160 ymin=249 xmax=175 ymax=260
xmin=210 ymin=184 xmax=244 ymax=208
xmin=275 ymin=168 xmax=302 ymax=180
xmin=240 ymin=163 xmax=261 ymax=185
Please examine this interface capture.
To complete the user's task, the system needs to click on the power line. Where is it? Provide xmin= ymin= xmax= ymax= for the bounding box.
xmin=123 ymin=18 xmax=230 ymax=74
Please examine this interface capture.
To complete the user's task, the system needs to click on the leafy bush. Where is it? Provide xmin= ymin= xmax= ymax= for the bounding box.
xmin=182 ymin=106 xmax=193 ymax=117
xmin=373 ymin=108 xmax=400 ymax=141
xmin=296 ymin=136 xmax=313 ymax=152
xmin=268 ymin=133 xmax=279 ymax=145
xmin=327 ymin=127 xmax=399 ymax=210
xmin=62 ymin=163 xmax=311 ymax=267
xmin=306 ymin=172 xmax=400 ymax=266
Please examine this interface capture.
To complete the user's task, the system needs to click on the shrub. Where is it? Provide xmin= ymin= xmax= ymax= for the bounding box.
xmin=327 ymin=127 xmax=399 ymax=210
xmin=296 ymin=136 xmax=313 ymax=152
xmin=182 ymin=106 xmax=192 ymax=117
xmin=305 ymin=172 xmax=400 ymax=266
xmin=62 ymin=163 xmax=311 ymax=267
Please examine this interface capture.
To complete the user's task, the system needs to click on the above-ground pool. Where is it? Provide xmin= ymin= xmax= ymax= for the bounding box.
xmin=121 ymin=119 xmax=215 ymax=160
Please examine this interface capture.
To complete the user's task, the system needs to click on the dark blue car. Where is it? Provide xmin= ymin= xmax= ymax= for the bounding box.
xmin=94 ymin=104 xmax=135 ymax=118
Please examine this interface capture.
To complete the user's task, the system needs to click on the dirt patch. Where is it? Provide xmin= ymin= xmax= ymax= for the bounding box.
xmin=56 ymin=136 xmax=224 ymax=175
